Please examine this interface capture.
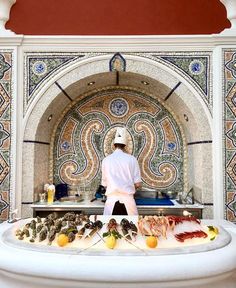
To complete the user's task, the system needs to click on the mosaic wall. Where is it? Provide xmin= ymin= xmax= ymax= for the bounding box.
xmin=51 ymin=87 xmax=186 ymax=193
xmin=0 ymin=51 xmax=12 ymax=221
xmin=224 ymin=49 xmax=236 ymax=222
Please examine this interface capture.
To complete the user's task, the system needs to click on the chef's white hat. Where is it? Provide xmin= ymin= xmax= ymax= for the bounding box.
xmin=114 ymin=127 xmax=127 ymax=145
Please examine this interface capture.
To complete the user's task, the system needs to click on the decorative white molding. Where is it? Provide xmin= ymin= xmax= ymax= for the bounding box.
xmin=0 ymin=0 xmax=16 ymax=36
xmin=212 ymin=47 xmax=224 ymax=219
xmin=1 ymin=34 xmax=236 ymax=48
xmin=220 ymin=0 xmax=236 ymax=35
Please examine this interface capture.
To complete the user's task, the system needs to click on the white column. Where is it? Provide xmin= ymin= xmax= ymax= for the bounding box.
xmin=0 ymin=0 xmax=16 ymax=36
xmin=220 ymin=0 xmax=236 ymax=35
xmin=212 ymin=46 xmax=224 ymax=219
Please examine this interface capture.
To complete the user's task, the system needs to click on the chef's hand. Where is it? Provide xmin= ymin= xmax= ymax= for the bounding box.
xmin=134 ymin=182 xmax=142 ymax=190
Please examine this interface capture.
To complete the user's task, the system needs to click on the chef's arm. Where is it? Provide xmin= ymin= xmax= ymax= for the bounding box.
xmin=133 ymin=158 xmax=142 ymax=190
xmin=101 ymin=160 xmax=107 ymax=188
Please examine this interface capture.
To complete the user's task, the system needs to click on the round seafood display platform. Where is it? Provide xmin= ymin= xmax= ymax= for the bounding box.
xmin=0 ymin=213 xmax=236 ymax=288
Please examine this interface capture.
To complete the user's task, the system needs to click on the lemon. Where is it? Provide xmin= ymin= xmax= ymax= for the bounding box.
xmin=208 ymin=225 xmax=219 ymax=234
xmin=105 ymin=235 xmax=116 ymax=249
xmin=57 ymin=234 xmax=69 ymax=247
xmin=213 ymin=226 xmax=219 ymax=235
xmin=146 ymin=236 xmax=158 ymax=248
xmin=207 ymin=226 xmax=219 ymax=240
xmin=208 ymin=230 xmax=216 ymax=240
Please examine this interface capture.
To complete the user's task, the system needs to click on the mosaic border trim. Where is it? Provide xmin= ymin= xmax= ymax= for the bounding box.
xmin=0 ymin=49 xmax=14 ymax=221
xmin=223 ymin=48 xmax=236 ymax=223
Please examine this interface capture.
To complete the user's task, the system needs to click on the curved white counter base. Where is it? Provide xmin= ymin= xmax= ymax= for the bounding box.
xmin=0 ymin=220 xmax=236 ymax=288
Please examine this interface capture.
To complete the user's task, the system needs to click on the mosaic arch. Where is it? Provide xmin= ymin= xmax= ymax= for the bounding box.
xmin=24 ymin=52 xmax=211 ymax=115
xmin=51 ymin=87 xmax=186 ymax=193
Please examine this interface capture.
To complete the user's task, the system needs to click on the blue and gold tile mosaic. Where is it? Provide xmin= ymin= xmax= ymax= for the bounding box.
xmin=135 ymin=52 xmax=212 ymax=113
xmin=24 ymin=53 xmax=87 ymax=113
xmin=109 ymin=53 xmax=126 ymax=72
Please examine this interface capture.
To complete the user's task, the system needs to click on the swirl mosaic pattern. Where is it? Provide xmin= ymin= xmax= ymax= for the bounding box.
xmin=52 ymin=88 xmax=185 ymax=193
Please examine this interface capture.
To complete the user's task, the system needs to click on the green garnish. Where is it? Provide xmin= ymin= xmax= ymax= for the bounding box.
xmin=102 ymin=230 xmax=122 ymax=239
xmin=207 ymin=225 xmax=215 ymax=231
xmin=102 ymin=232 xmax=110 ymax=238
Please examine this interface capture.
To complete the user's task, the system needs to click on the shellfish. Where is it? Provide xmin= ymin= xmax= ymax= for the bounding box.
xmin=36 ymin=216 xmax=42 ymax=223
xmin=39 ymin=227 xmax=48 ymax=242
xmin=77 ymin=226 xmax=86 ymax=238
xmin=23 ymin=228 xmax=30 ymax=238
xmin=85 ymin=220 xmax=103 ymax=239
xmin=36 ymin=224 xmax=43 ymax=233
xmin=68 ymin=232 xmax=76 ymax=243
xmin=32 ymin=229 xmax=37 ymax=239
xmin=63 ymin=212 xmax=76 ymax=222
xmin=54 ymin=219 xmax=62 ymax=233
xmin=30 ymin=220 xmax=37 ymax=230
xmin=48 ymin=226 xmax=57 ymax=245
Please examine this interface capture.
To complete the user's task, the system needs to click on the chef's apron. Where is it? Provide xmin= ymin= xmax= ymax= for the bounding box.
xmin=103 ymin=193 xmax=138 ymax=215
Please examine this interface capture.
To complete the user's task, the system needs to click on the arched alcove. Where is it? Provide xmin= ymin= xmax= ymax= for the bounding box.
xmin=22 ymin=55 xmax=212 ymax=217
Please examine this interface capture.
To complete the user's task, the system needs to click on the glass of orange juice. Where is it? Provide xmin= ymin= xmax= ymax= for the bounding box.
xmin=47 ymin=185 xmax=55 ymax=204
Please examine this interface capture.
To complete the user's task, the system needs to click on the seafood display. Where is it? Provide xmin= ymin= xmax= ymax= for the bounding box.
xmin=15 ymin=212 xmax=91 ymax=245
xmin=137 ymin=215 xmax=210 ymax=242
xmin=175 ymin=230 xmax=208 ymax=242
xmin=14 ymin=213 xmax=220 ymax=252
xmin=138 ymin=215 xmax=169 ymax=238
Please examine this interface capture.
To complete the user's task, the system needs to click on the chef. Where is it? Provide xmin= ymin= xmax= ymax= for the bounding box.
xmin=102 ymin=127 xmax=142 ymax=215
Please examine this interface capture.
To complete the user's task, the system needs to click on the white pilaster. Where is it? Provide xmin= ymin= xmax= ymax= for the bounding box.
xmin=212 ymin=46 xmax=224 ymax=219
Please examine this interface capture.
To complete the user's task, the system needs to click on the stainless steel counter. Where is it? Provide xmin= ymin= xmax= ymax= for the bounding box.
xmin=31 ymin=200 xmax=204 ymax=218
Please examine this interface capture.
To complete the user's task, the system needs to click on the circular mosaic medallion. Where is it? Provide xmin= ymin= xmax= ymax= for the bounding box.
xmin=103 ymin=127 xmax=133 ymax=156
xmin=32 ymin=61 xmax=47 ymax=76
xmin=109 ymin=98 xmax=129 ymax=117
xmin=189 ymin=60 xmax=204 ymax=75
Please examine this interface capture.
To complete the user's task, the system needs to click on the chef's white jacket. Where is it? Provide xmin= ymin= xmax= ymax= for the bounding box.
xmin=101 ymin=149 xmax=141 ymax=215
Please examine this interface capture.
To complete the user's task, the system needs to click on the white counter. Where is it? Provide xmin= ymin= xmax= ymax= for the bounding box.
xmin=0 ymin=219 xmax=236 ymax=288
